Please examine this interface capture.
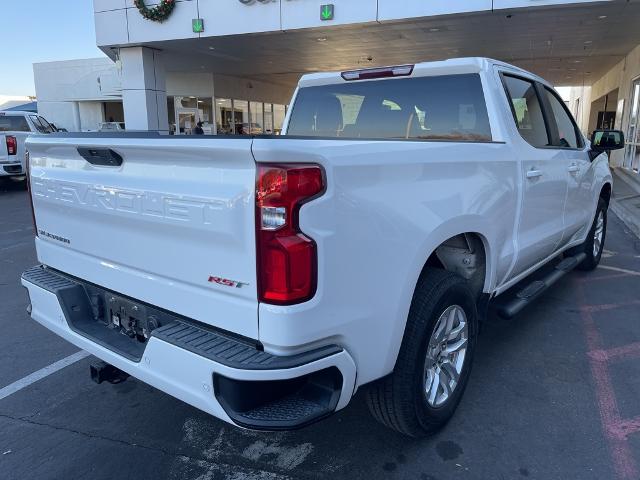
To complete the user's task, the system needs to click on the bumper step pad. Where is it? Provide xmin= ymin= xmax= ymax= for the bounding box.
xmin=22 ymin=265 xmax=342 ymax=369
xmin=153 ymin=321 xmax=342 ymax=371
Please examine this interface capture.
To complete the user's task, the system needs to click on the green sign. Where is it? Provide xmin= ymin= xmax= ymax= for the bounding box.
xmin=320 ymin=4 xmax=334 ymax=21
xmin=192 ymin=18 xmax=204 ymax=33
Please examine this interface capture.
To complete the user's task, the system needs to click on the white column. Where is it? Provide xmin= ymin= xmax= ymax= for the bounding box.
xmin=120 ymin=47 xmax=169 ymax=133
xmin=72 ymin=102 xmax=81 ymax=132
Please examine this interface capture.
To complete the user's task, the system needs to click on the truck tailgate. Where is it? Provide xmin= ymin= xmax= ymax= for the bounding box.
xmin=26 ymin=135 xmax=259 ymax=339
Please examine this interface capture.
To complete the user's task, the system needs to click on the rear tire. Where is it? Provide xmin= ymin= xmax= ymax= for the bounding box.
xmin=366 ymin=268 xmax=478 ymax=437
xmin=567 ymin=198 xmax=607 ymax=271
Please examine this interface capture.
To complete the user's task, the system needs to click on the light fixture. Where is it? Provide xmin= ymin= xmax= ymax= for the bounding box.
xmin=598 ymin=15 xmax=607 ymax=19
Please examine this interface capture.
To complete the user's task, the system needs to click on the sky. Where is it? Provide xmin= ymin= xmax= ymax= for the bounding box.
xmin=1 ymin=0 xmax=105 ymax=96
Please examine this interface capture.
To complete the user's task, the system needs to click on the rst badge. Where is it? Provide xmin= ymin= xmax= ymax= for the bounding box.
xmin=208 ymin=276 xmax=248 ymax=289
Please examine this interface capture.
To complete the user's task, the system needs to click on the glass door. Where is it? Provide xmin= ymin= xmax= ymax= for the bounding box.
xmin=177 ymin=109 xmax=198 ymax=135
xmin=624 ymin=79 xmax=640 ymax=171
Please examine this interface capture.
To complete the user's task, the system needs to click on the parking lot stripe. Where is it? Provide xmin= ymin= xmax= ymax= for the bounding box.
xmin=615 ymin=417 xmax=640 ymax=439
xmin=580 ymin=272 xmax=636 ymax=283
xmin=583 ymin=299 xmax=640 ymax=313
xmin=590 ymin=341 xmax=640 ymax=363
xmin=0 ymin=350 xmax=89 ymax=401
xmin=579 ymin=291 xmax=639 ymax=480
xmin=599 ymin=265 xmax=640 ymax=276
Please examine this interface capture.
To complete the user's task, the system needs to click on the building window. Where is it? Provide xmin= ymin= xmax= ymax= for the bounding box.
xmin=274 ymin=104 xmax=286 ymax=134
xmin=167 ymin=96 xmax=176 ymax=134
xmin=250 ymin=101 xmax=264 ymax=134
xmin=216 ymin=98 xmax=233 ymax=134
xmin=198 ymin=98 xmax=214 ymax=134
xmin=234 ymin=100 xmax=250 ymax=134
xmin=264 ymin=103 xmax=274 ymax=134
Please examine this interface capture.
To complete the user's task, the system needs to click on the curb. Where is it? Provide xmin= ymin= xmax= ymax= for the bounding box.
xmin=610 ymin=198 xmax=640 ymax=239
xmin=611 ymin=167 xmax=640 ymax=239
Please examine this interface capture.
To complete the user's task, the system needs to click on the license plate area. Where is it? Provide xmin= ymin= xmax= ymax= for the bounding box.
xmin=61 ymin=280 xmax=175 ymax=361
xmin=104 ymin=294 xmax=156 ymax=342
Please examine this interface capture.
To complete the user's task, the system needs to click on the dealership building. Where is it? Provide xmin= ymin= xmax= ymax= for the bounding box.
xmin=33 ymin=0 xmax=640 ymax=172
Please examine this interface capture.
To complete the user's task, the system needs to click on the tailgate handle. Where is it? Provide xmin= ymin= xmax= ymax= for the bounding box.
xmin=77 ymin=147 xmax=123 ymax=167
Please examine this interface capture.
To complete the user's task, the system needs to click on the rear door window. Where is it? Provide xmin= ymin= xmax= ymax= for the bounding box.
xmin=502 ymin=75 xmax=550 ymax=148
xmin=0 ymin=115 xmax=30 ymax=132
xmin=30 ymin=115 xmax=55 ymax=134
xmin=287 ymin=74 xmax=492 ymax=142
xmin=543 ymin=87 xmax=582 ymax=148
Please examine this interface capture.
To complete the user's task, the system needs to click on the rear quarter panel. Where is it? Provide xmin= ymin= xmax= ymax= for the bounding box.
xmin=253 ymin=138 xmax=518 ymax=385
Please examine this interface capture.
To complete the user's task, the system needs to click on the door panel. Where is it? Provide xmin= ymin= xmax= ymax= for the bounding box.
xmin=541 ymin=86 xmax=594 ymax=246
xmin=562 ymin=149 xmax=594 ymax=244
xmin=500 ymin=74 xmax=568 ymax=280
xmin=514 ymin=151 xmax=568 ymax=277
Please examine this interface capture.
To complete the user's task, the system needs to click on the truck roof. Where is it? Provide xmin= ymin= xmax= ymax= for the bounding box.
xmin=298 ymin=57 xmax=550 ymax=88
xmin=0 ymin=111 xmax=32 ymax=116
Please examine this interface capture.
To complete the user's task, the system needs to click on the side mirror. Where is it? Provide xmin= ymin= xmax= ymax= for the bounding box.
xmin=590 ymin=129 xmax=625 ymax=160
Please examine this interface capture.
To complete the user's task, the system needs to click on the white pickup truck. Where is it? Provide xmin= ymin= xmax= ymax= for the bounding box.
xmin=22 ymin=58 xmax=624 ymax=436
xmin=0 ymin=111 xmax=56 ymax=179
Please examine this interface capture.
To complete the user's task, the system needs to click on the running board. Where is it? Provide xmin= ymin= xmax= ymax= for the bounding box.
xmin=491 ymin=253 xmax=587 ymax=319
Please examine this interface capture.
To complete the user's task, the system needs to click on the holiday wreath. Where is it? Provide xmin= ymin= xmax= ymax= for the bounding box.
xmin=134 ymin=0 xmax=176 ymax=22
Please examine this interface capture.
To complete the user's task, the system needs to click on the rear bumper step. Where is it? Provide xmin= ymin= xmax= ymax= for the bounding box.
xmin=22 ymin=265 xmax=354 ymax=430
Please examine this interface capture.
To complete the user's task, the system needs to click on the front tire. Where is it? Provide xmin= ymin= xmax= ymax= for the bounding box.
xmin=567 ymin=198 xmax=607 ymax=271
xmin=366 ymin=268 xmax=478 ymax=437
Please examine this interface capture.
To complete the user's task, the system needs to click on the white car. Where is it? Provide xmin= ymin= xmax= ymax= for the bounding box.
xmin=0 ymin=111 xmax=55 ymax=178
xmin=22 ymin=58 xmax=622 ymax=436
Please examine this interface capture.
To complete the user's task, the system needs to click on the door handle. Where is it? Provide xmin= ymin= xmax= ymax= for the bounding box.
xmin=526 ymin=169 xmax=543 ymax=179
xmin=77 ymin=147 xmax=123 ymax=167
xmin=568 ymin=163 xmax=580 ymax=174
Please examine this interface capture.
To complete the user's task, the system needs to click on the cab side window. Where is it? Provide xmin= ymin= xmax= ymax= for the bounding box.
xmin=544 ymin=88 xmax=582 ymax=149
xmin=502 ymin=75 xmax=550 ymax=148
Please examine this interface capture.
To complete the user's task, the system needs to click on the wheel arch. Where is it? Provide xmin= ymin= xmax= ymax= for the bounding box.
xmin=600 ymin=182 xmax=612 ymax=206
xmin=384 ymin=218 xmax=498 ymax=382
xmin=412 ymin=227 xmax=494 ymax=300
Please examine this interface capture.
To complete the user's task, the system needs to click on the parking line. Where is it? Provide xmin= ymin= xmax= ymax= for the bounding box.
xmin=0 ymin=351 xmax=89 ymax=401
xmin=599 ymin=265 xmax=640 ymax=276
xmin=589 ymin=342 xmax=640 ymax=363
xmin=583 ymin=300 xmax=640 ymax=313
xmin=579 ymin=291 xmax=639 ymax=480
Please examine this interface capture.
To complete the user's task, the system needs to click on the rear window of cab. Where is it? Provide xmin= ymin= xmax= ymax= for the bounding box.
xmin=287 ymin=74 xmax=492 ymax=142
xmin=0 ymin=115 xmax=30 ymax=132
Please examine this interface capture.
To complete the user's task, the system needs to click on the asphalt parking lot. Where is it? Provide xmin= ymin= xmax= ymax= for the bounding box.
xmin=1 ymin=178 xmax=640 ymax=480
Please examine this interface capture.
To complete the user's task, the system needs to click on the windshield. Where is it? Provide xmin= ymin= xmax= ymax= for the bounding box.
xmin=287 ymin=74 xmax=492 ymax=142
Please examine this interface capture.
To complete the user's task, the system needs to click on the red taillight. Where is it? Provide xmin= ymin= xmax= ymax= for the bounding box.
xmin=256 ymin=164 xmax=325 ymax=305
xmin=341 ymin=64 xmax=414 ymax=81
xmin=6 ymin=136 xmax=17 ymax=155
xmin=25 ymin=151 xmax=38 ymax=237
